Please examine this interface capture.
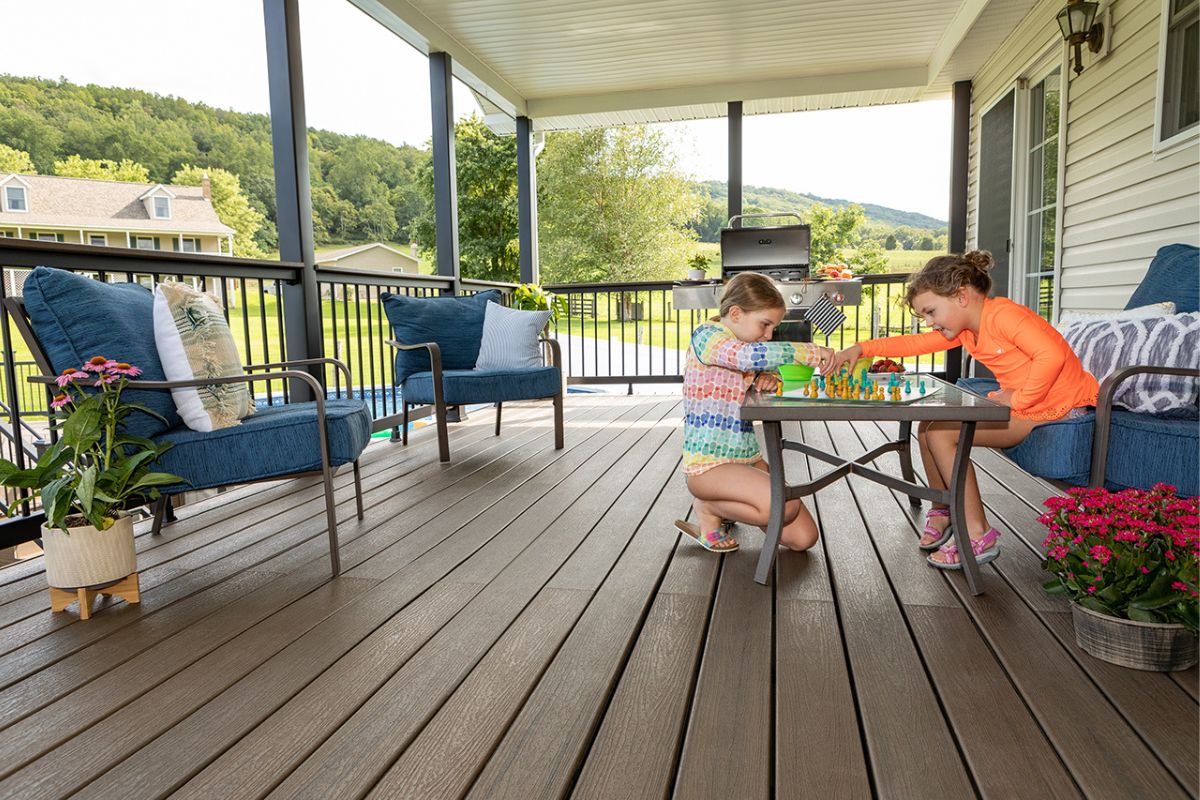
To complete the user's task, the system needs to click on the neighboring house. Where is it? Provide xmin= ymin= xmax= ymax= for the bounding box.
xmin=966 ymin=0 xmax=1199 ymax=320
xmin=315 ymin=242 xmax=420 ymax=273
xmin=0 ymin=173 xmax=235 ymax=255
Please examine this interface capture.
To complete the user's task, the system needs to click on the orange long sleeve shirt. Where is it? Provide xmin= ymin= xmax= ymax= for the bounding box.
xmin=859 ymin=296 xmax=1099 ymax=420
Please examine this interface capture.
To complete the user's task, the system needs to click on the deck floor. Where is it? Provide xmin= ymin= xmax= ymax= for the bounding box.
xmin=0 ymin=394 xmax=1195 ymax=799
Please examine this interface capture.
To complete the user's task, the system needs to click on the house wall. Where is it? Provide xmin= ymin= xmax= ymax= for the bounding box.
xmin=321 ymin=249 xmax=418 ymax=273
xmin=0 ymin=227 xmax=227 ymax=253
xmin=968 ymin=0 xmax=1199 ymax=315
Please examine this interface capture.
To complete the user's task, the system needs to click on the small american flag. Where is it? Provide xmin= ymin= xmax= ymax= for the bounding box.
xmin=804 ymin=294 xmax=846 ymax=335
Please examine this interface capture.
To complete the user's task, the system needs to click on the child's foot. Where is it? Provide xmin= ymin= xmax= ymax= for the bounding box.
xmin=927 ymin=527 xmax=1001 ymax=569
xmin=919 ymin=507 xmax=953 ymax=550
xmin=673 ymin=519 xmax=739 ymax=552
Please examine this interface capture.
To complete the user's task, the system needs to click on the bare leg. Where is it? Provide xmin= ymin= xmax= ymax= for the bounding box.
xmin=923 ymin=417 xmax=1041 ymax=564
xmin=688 ymin=462 xmax=818 ymax=551
xmin=916 ymin=421 xmax=951 ymax=546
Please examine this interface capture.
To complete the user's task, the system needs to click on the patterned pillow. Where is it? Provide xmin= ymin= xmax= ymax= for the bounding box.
xmin=1057 ymin=301 xmax=1176 ymax=329
xmin=475 ymin=302 xmax=552 ymax=370
xmin=153 ymin=281 xmax=254 ymax=431
xmin=1061 ymin=312 xmax=1200 ymax=414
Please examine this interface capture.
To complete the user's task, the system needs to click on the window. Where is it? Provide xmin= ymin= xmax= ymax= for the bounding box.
xmin=1160 ymin=0 xmax=1199 ymax=144
xmin=89 ymin=234 xmax=107 ymax=246
xmin=134 ymin=236 xmax=159 ymax=250
xmin=30 ymin=232 xmax=64 ymax=242
xmin=4 ymin=186 xmax=27 ymax=212
xmin=180 ymin=238 xmax=199 ymax=253
xmin=1021 ymin=68 xmax=1061 ymax=321
xmin=153 ymin=196 xmax=171 ymax=219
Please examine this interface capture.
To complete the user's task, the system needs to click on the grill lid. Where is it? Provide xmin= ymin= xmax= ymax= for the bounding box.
xmin=720 ymin=213 xmax=811 ymax=275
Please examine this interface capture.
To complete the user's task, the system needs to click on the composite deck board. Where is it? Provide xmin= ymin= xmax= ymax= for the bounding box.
xmin=0 ymin=395 xmax=1191 ymax=800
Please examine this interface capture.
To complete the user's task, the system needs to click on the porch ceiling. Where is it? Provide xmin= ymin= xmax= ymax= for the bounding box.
xmin=352 ymin=0 xmax=1045 ymax=130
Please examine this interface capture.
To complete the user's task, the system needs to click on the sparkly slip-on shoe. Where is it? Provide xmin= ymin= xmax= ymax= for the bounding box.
xmin=673 ymin=519 xmax=739 ymax=553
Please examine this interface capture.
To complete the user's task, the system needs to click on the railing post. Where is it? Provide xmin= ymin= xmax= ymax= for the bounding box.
xmin=945 ymin=79 xmax=971 ymax=383
xmin=728 ymin=101 xmax=743 ymax=226
xmin=517 ymin=115 xmax=539 ymax=285
xmin=430 ymin=51 xmax=462 ymax=294
xmin=264 ymin=0 xmax=321 ymax=397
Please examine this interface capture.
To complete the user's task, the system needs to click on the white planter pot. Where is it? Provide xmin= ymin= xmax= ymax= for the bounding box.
xmin=41 ymin=515 xmax=136 ymax=589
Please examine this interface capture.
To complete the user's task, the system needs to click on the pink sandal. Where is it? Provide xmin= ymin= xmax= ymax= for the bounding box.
xmin=928 ymin=527 xmax=1001 ymax=569
xmin=674 ymin=519 xmax=739 ymax=553
xmin=919 ymin=507 xmax=953 ymax=551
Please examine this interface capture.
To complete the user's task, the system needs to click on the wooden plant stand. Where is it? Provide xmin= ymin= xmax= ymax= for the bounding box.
xmin=49 ymin=573 xmax=140 ymax=620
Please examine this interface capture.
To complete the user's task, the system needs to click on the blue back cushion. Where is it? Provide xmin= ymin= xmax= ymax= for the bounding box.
xmin=380 ymin=289 xmax=501 ymax=383
xmin=1126 ymin=244 xmax=1199 ymax=313
xmin=23 ymin=266 xmax=181 ymax=438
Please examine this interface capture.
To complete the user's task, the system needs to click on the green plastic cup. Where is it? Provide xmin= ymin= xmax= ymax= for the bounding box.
xmin=778 ymin=364 xmax=815 ymax=383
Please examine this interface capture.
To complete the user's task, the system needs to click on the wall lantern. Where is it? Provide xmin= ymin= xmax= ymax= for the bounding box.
xmin=1056 ymin=0 xmax=1105 ymax=75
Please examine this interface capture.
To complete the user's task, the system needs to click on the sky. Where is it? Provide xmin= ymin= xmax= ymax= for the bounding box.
xmin=1 ymin=0 xmax=950 ymax=221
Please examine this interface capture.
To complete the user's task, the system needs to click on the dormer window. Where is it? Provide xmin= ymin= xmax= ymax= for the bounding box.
xmin=139 ymin=184 xmax=176 ymax=220
xmin=153 ymin=196 xmax=170 ymax=219
xmin=4 ymin=185 xmax=27 ymax=212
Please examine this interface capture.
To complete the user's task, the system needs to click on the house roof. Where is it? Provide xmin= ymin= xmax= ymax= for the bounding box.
xmin=315 ymin=242 xmax=419 ymax=264
xmin=0 ymin=174 xmax=234 ymax=234
xmin=357 ymin=0 xmax=1044 ymax=131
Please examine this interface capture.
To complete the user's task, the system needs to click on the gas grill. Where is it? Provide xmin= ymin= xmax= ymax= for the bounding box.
xmin=672 ymin=213 xmax=861 ymax=342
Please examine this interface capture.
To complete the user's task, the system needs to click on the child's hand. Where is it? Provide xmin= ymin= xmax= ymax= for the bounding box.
xmin=811 ymin=345 xmax=835 ymax=371
xmin=987 ymin=388 xmax=1014 ymax=406
xmin=825 ymin=344 xmax=861 ymax=376
xmin=752 ymin=372 xmax=780 ymax=393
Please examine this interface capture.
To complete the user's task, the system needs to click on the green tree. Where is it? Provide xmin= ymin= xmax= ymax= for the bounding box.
xmin=919 ymin=236 xmax=935 ymax=250
xmin=537 ymin=126 xmax=701 ymax=283
xmin=806 ymin=203 xmax=887 ymax=275
xmin=884 ymin=233 xmax=897 ymax=250
xmin=686 ymin=198 xmax=728 ymax=243
xmin=53 ymin=154 xmax=150 ymax=182
xmin=171 ymin=165 xmax=266 ymax=258
xmin=0 ymin=143 xmax=35 ymax=173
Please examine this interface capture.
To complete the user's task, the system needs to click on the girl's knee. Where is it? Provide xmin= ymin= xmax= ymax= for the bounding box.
xmin=781 ymin=524 xmax=819 ymax=551
xmin=784 ymin=499 xmax=804 ymax=522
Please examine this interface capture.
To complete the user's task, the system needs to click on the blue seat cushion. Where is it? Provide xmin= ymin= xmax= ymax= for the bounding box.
xmin=957 ymin=377 xmax=1094 ymax=484
xmin=22 ymin=266 xmax=181 ymax=438
xmin=1126 ymin=243 xmax=1199 ymax=313
xmin=151 ymin=398 xmax=371 ymax=493
xmin=1104 ymin=409 xmax=1199 ymax=496
xmin=403 ymin=366 xmax=561 ymax=406
xmin=380 ymin=290 xmax=502 ymax=383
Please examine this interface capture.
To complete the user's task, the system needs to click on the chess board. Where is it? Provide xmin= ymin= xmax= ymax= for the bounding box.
xmin=777 ymin=374 xmax=942 ymax=404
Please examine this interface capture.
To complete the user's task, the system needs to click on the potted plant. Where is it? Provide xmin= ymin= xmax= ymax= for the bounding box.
xmin=1039 ymin=483 xmax=1198 ymax=671
xmin=687 ymin=252 xmax=711 ymax=280
xmin=512 ymin=283 xmax=569 ymax=326
xmin=0 ymin=356 xmax=182 ymax=604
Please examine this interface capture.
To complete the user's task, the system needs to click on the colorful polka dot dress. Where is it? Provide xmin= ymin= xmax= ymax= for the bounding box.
xmin=682 ymin=322 xmax=823 ymax=476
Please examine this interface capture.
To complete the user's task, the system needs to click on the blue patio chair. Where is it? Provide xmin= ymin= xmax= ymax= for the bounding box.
xmin=6 ymin=266 xmax=372 ymax=577
xmin=382 ymin=289 xmax=563 ymax=463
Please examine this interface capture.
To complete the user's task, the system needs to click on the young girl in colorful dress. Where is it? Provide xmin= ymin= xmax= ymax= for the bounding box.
xmin=678 ymin=272 xmax=834 ymax=553
xmin=825 ymin=250 xmax=1099 ymax=569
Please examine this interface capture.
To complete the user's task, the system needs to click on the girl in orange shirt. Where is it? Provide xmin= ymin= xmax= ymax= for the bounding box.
xmin=826 ymin=251 xmax=1098 ymax=569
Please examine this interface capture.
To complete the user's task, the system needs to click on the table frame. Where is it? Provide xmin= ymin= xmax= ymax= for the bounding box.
xmin=741 ymin=376 xmax=1010 ymax=595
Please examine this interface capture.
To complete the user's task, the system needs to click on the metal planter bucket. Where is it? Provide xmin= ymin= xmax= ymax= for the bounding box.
xmin=41 ymin=515 xmax=137 ymax=589
xmin=1071 ymin=602 xmax=1198 ymax=672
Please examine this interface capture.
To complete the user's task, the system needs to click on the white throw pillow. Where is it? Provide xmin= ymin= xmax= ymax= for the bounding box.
xmin=475 ymin=302 xmax=552 ymax=370
xmin=153 ymin=281 xmax=254 ymax=431
xmin=1057 ymin=301 xmax=1177 ymax=330
xmin=1060 ymin=312 xmax=1200 ymax=414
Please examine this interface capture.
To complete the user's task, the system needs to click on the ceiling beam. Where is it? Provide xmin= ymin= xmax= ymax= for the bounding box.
xmin=927 ymin=0 xmax=992 ymax=84
xmin=349 ymin=0 xmax=527 ymax=117
xmin=526 ymin=66 xmax=929 ymax=119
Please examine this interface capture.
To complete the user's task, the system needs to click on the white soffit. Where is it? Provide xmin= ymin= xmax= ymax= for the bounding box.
xmin=354 ymin=0 xmax=1044 ymax=129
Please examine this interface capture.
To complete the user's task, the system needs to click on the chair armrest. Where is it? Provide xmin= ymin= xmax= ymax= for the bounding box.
xmin=30 ymin=369 xmax=326 ymax=403
xmin=245 ymin=357 xmax=352 ymax=389
xmin=385 ymin=340 xmax=445 ymax=408
xmin=1089 ymin=364 xmax=1200 ymax=488
xmin=538 ymin=337 xmax=562 ymax=369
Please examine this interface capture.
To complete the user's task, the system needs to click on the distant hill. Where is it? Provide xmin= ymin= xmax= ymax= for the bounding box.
xmin=697 ymin=180 xmax=947 ymax=231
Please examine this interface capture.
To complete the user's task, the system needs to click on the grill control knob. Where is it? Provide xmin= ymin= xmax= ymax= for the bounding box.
xmin=790 ymin=292 xmax=803 ymax=305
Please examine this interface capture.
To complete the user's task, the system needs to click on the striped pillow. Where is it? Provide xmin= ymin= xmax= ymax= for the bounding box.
xmin=475 ymin=302 xmax=552 ymax=370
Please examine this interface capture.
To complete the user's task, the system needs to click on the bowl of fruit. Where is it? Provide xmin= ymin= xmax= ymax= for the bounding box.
xmin=867 ymin=358 xmax=906 ymax=374
xmin=817 ymin=263 xmax=856 ymax=281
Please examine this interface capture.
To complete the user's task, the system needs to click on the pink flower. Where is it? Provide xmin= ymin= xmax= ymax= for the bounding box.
xmin=50 ymin=393 xmax=71 ymax=410
xmin=1140 ymin=566 xmax=1150 ymax=574
xmin=108 ymin=362 xmax=141 ymax=376
xmin=1165 ymin=551 xmax=1176 ymax=561
xmin=93 ymin=374 xmax=119 ymax=387
xmin=83 ymin=356 xmax=117 ymax=373
xmin=55 ymin=368 xmax=85 ymax=387
xmin=1087 ymin=586 xmax=1097 ymax=593
xmin=1172 ymin=581 xmax=1189 ymax=592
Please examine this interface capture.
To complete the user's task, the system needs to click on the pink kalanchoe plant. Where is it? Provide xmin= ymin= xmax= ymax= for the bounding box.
xmin=1040 ymin=484 xmax=1199 ymax=632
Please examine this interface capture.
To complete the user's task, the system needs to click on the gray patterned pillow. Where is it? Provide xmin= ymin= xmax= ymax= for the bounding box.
xmin=475 ymin=302 xmax=552 ymax=370
xmin=1061 ymin=312 xmax=1200 ymax=414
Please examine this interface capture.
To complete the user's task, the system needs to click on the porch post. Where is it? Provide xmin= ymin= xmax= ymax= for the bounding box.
xmin=516 ymin=115 xmax=539 ymax=284
xmin=429 ymin=51 xmax=461 ymax=290
xmin=263 ymin=0 xmax=321 ymax=396
xmin=728 ymin=101 xmax=743 ymax=226
xmin=946 ymin=79 xmax=971 ymax=382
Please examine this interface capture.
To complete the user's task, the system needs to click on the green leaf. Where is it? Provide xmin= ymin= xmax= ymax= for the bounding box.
xmin=42 ymin=475 xmax=74 ymax=530
xmin=1042 ymin=578 xmax=1067 ymax=595
xmin=1130 ymin=593 xmax=1179 ymax=611
xmin=129 ymin=472 xmax=185 ymax=491
xmin=1126 ymin=607 xmax=1161 ymax=624
xmin=62 ymin=401 xmax=102 ymax=451
xmin=75 ymin=464 xmax=97 ymax=515
xmin=1078 ymin=596 xmax=1111 ymax=614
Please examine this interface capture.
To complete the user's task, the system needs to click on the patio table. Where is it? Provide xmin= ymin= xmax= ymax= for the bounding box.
xmin=741 ymin=375 xmax=1010 ymax=595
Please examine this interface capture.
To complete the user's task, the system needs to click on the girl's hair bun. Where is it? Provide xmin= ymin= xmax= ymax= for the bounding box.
xmin=962 ymin=250 xmax=993 ymax=271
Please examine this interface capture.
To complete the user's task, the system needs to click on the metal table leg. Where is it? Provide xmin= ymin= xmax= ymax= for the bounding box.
xmin=897 ymin=420 xmax=922 ymax=508
xmin=949 ymin=420 xmax=983 ymax=595
xmin=755 ymin=420 xmax=787 ymax=585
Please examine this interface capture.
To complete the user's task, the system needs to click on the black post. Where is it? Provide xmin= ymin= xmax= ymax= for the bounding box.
xmin=430 ymin=51 xmax=461 ymax=289
xmin=516 ymin=115 xmax=537 ymax=285
xmin=945 ymin=80 xmax=971 ymax=383
xmin=728 ymin=101 xmax=743 ymax=227
xmin=263 ymin=0 xmax=320 ymax=397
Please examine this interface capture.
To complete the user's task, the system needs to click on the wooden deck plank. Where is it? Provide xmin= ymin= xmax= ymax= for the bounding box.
xmin=804 ymin=420 xmax=975 ymax=799
xmin=257 ymin=404 xmax=680 ymax=798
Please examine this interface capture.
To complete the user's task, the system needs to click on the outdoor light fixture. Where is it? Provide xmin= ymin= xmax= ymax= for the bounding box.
xmin=1057 ymin=0 xmax=1105 ymax=75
